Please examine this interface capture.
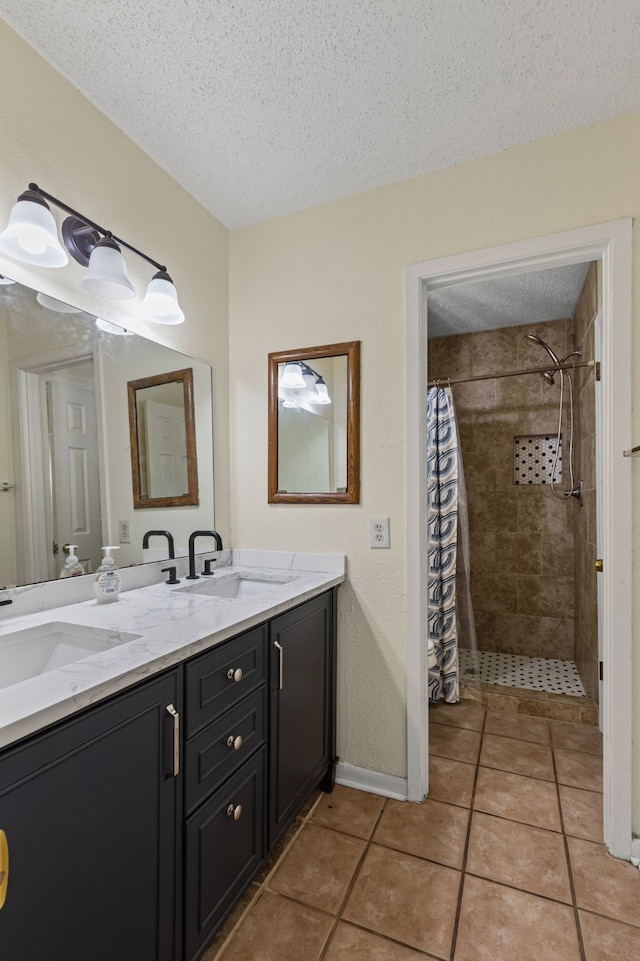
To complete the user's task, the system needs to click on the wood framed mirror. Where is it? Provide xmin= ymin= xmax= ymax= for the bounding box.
xmin=127 ymin=367 xmax=199 ymax=509
xmin=268 ymin=341 xmax=360 ymax=504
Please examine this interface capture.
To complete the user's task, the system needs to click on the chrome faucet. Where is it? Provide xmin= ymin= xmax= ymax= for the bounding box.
xmin=186 ymin=530 xmax=223 ymax=580
xmin=142 ymin=530 xmax=175 ymax=559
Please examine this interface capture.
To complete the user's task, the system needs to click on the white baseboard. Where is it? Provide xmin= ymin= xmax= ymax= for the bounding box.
xmin=631 ymin=836 xmax=640 ymax=867
xmin=335 ymin=762 xmax=408 ymax=800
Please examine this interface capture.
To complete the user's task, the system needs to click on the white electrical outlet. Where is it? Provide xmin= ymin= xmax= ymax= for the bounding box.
xmin=118 ymin=519 xmax=130 ymax=544
xmin=370 ymin=516 xmax=390 ymax=549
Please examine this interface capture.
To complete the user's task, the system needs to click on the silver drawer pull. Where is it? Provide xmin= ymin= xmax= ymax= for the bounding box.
xmin=274 ymin=640 xmax=284 ymax=691
xmin=226 ymin=667 xmax=243 ymax=683
xmin=226 ymin=734 xmax=243 ymax=751
xmin=226 ymin=803 xmax=242 ymax=821
xmin=165 ymin=703 xmax=180 ymax=777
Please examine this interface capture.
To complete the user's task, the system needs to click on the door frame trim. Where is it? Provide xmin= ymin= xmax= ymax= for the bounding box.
xmin=405 ymin=219 xmax=633 ymax=858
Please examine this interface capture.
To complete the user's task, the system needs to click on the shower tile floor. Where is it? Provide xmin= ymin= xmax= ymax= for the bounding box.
xmin=460 ymin=649 xmax=586 ymax=697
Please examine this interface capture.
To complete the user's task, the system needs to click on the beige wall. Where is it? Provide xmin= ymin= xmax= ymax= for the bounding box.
xmin=229 ymin=111 xmax=640 ymax=830
xmin=0 ymin=21 xmax=230 ymax=541
xmin=428 ymin=318 xmax=576 ymax=667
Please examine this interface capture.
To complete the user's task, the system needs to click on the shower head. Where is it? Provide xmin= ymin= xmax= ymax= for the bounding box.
xmin=524 ymin=333 xmax=561 ymax=366
xmin=524 ymin=333 xmax=561 ymax=385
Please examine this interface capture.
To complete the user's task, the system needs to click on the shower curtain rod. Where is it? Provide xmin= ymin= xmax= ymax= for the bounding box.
xmin=428 ymin=359 xmax=596 ymax=388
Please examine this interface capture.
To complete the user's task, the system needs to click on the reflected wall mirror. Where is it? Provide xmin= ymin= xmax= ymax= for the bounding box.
xmin=128 ymin=368 xmax=199 ymax=509
xmin=268 ymin=341 xmax=360 ymax=504
xmin=0 ymin=277 xmax=215 ymax=588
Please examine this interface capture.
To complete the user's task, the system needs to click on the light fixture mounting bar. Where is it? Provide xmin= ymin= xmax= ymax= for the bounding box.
xmin=28 ymin=183 xmax=167 ymax=273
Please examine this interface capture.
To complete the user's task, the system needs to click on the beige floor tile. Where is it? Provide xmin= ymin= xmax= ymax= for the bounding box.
xmin=311 ymin=784 xmax=385 ymax=839
xmin=580 ymin=910 xmax=640 ymax=961
xmin=428 ymin=755 xmax=476 ymax=808
xmin=323 ymin=922 xmax=438 ymax=961
xmin=484 ymin=711 xmax=549 ymax=744
xmin=454 ymin=875 xmax=581 ymax=961
xmin=568 ymin=837 xmax=640 ymax=927
xmin=199 ymin=883 xmax=260 ymax=960
xmin=218 ymin=891 xmax=333 ymax=961
xmin=465 ymin=812 xmax=571 ymax=902
xmin=269 ymin=823 xmax=366 ymax=914
xmin=343 ymin=843 xmax=460 ymax=957
xmin=549 ymin=720 xmax=603 ymax=755
xmin=480 ymin=733 xmax=554 ymax=781
xmin=373 ymin=798 xmax=470 ymax=869
xmin=429 ymin=702 xmax=486 ymax=731
xmin=555 ymin=748 xmax=603 ymax=792
xmin=474 ymin=766 xmax=561 ymax=831
xmin=429 ymin=723 xmax=481 ymax=763
xmin=559 ymin=785 xmax=603 ymax=842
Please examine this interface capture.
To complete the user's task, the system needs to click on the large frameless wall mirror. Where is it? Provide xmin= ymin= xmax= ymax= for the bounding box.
xmin=268 ymin=341 xmax=360 ymax=504
xmin=128 ymin=367 xmax=199 ymax=509
xmin=0 ymin=277 xmax=215 ymax=588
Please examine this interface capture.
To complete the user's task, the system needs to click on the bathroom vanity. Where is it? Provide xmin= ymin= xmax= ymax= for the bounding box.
xmin=0 ymin=554 xmax=342 ymax=961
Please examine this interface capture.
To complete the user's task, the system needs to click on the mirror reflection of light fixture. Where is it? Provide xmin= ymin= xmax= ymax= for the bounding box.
xmin=311 ymin=376 xmax=331 ymax=405
xmin=0 ymin=183 xmax=184 ymax=324
xmin=95 ymin=317 xmax=134 ymax=336
xmin=0 ymin=274 xmax=16 ymax=286
xmin=36 ymin=292 xmax=83 ymax=313
xmin=280 ymin=362 xmax=306 ymax=389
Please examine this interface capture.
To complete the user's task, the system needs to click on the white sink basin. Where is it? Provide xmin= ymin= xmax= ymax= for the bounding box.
xmin=177 ymin=572 xmax=296 ymax=600
xmin=0 ymin=622 xmax=141 ymax=690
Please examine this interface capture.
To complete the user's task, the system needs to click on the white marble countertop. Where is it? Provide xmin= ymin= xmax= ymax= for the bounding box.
xmin=0 ymin=550 xmax=345 ymax=750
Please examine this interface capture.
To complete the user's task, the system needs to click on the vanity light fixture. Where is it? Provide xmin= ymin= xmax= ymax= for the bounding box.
xmin=311 ymin=376 xmax=331 ymax=405
xmin=0 ymin=183 xmax=184 ymax=324
xmin=95 ymin=318 xmax=134 ymax=336
xmin=36 ymin=292 xmax=82 ymax=313
xmin=0 ymin=274 xmax=15 ymax=285
xmin=280 ymin=362 xmax=307 ymax=389
xmin=278 ymin=362 xmax=332 ymax=409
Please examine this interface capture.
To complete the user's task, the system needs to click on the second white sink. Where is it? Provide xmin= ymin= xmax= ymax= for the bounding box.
xmin=0 ymin=622 xmax=141 ymax=690
xmin=177 ymin=571 xmax=296 ymax=600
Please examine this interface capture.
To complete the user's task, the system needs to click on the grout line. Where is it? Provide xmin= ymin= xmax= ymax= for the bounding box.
xmin=448 ymin=706 xmax=487 ymax=960
xmin=551 ymin=736 xmax=588 ymax=961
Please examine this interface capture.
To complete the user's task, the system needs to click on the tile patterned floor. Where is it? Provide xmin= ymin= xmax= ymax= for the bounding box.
xmin=203 ymin=705 xmax=640 ymax=961
xmin=460 ymin=649 xmax=587 ymax=697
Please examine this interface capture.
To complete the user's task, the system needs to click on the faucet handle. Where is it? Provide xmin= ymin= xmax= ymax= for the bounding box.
xmin=201 ymin=558 xmax=216 ymax=576
xmin=161 ymin=566 xmax=180 ymax=585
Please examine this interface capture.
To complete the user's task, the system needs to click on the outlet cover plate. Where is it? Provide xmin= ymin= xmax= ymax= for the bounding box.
xmin=370 ymin=517 xmax=390 ymax=548
xmin=118 ymin=520 xmax=130 ymax=544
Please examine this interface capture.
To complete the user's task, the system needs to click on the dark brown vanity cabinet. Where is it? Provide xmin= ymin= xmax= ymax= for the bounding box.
xmin=0 ymin=671 xmax=180 ymax=961
xmin=269 ymin=590 xmax=337 ymax=846
xmin=183 ymin=625 xmax=267 ymax=960
xmin=0 ymin=588 xmax=337 ymax=961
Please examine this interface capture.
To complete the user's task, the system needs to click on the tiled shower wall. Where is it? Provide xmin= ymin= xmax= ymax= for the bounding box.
xmin=428 ymin=317 xmax=576 ymax=661
xmin=573 ymin=264 xmax=599 ymax=700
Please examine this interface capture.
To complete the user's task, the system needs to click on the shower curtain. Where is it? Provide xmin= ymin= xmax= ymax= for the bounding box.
xmin=427 ymin=386 xmax=477 ymax=703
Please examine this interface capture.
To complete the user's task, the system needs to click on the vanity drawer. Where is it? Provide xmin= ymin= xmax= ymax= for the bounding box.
xmin=184 ymin=687 xmax=266 ymax=815
xmin=184 ymin=748 xmax=265 ymax=961
xmin=185 ymin=625 xmax=267 ymax=737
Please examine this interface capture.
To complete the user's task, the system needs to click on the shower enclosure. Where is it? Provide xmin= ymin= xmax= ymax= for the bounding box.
xmin=426 ymin=264 xmax=599 ymax=721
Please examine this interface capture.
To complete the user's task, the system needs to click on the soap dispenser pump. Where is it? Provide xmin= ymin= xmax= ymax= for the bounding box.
xmin=60 ymin=545 xmax=85 ymax=578
xmin=94 ymin=546 xmax=121 ymax=604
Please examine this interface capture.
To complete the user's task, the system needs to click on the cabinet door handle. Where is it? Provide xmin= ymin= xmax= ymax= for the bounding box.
xmin=227 ymin=667 xmax=243 ymax=683
xmin=165 ymin=704 xmax=180 ymax=777
xmin=0 ymin=830 xmax=8 ymax=910
xmin=226 ymin=734 xmax=243 ymax=751
xmin=226 ymin=803 xmax=243 ymax=821
xmin=274 ymin=640 xmax=284 ymax=691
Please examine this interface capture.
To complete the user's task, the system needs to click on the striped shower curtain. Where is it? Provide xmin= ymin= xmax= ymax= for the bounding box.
xmin=427 ymin=386 xmax=462 ymax=703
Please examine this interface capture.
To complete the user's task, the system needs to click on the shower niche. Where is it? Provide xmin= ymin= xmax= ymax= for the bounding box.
xmin=513 ymin=434 xmax=563 ymax=486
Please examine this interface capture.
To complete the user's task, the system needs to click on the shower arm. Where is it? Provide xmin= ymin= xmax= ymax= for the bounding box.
xmin=427 ymin=359 xmax=596 ymax=389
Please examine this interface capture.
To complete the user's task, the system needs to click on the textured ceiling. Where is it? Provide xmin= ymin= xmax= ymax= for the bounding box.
xmin=427 ymin=263 xmax=591 ymax=337
xmin=2 ymin=2 xmax=639 ymax=228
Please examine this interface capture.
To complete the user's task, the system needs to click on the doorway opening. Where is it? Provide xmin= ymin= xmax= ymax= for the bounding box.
xmin=406 ymin=220 xmax=633 ymax=859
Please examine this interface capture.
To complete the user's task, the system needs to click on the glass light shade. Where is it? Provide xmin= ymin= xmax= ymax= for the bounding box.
xmin=311 ymin=380 xmax=332 ymax=404
xmin=280 ymin=363 xmax=306 ymax=389
xmin=282 ymin=399 xmax=298 ymax=409
xmin=80 ymin=238 xmax=135 ymax=300
xmin=141 ymin=271 xmax=184 ymax=325
xmin=0 ymin=192 xmax=68 ymax=267
xmin=95 ymin=318 xmax=133 ymax=336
